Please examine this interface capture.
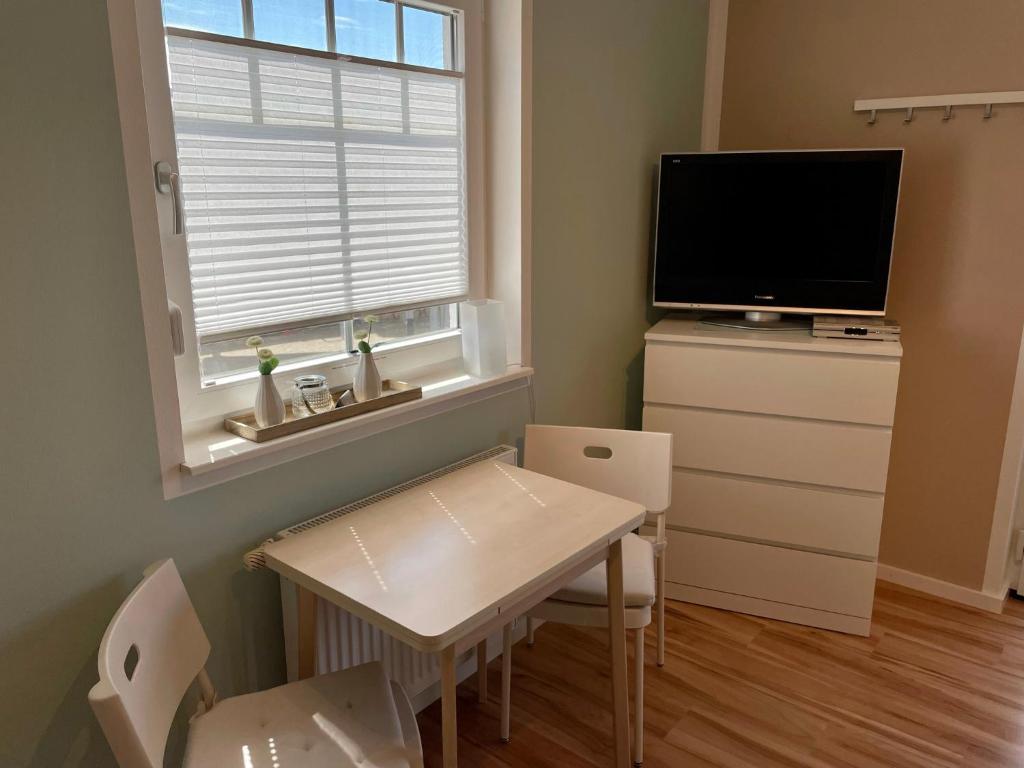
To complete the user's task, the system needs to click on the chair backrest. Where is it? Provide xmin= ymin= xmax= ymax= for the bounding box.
xmin=524 ymin=425 xmax=673 ymax=513
xmin=88 ymin=559 xmax=211 ymax=768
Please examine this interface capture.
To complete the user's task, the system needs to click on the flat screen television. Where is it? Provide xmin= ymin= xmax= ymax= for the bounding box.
xmin=652 ymin=148 xmax=903 ymax=328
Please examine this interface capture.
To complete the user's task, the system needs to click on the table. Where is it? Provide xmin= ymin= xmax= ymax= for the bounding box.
xmin=262 ymin=456 xmax=646 ymax=767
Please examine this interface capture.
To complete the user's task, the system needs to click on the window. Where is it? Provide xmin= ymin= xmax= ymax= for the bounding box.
xmin=108 ymin=0 xmax=530 ymax=495
xmin=163 ymin=0 xmax=245 ymax=37
xmin=161 ymin=0 xmax=466 ymax=387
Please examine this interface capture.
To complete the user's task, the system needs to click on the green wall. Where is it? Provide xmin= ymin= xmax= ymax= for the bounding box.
xmin=531 ymin=0 xmax=708 ymax=429
xmin=0 ymin=4 xmax=528 ymax=766
xmin=0 ymin=1 xmax=707 ymax=765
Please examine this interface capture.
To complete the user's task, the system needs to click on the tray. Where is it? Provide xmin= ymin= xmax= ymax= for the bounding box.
xmin=224 ymin=379 xmax=422 ymax=443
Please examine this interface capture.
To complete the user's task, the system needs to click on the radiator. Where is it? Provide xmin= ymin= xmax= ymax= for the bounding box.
xmin=246 ymin=446 xmax=521 ymax=712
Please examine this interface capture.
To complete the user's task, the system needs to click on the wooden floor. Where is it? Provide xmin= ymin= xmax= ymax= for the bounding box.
xmin=418 ymin=582 xmax=1024 ymax=767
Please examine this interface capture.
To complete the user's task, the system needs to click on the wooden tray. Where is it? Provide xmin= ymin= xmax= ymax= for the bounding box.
xmin=224 ymin=379 xmax=422 ymax=443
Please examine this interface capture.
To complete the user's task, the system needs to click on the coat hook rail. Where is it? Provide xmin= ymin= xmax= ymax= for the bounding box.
xmin=854 ymin=90 xmax=1024 ymax=124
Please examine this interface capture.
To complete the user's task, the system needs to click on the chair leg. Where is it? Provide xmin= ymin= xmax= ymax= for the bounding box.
xmin=633 ymin=627 xmax=644 ymax=768
xmin=476 ymin=639 xmax=488 ymax=704
xmin=656 ymin=553 xmax=666 ymax=668
xmin=501 ymin=623 xmax=512 ymax=743
xmin=526 ymin=616 xmax=536 ymax=647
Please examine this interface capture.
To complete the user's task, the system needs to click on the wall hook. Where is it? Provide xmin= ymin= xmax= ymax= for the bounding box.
xmin=943 ymin=105 xmax=954 ymax=121
xmin=984 ymin=103 xmax=994 ymax=119
xmin=903 ymin=107 xmax=914 ymax=124
xmin=867 ymin=109 xmax=877 ymax=125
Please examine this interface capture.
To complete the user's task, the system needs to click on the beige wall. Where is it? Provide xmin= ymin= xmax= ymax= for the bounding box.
xmin=719 ymin=0 xmax=1024 ymax=589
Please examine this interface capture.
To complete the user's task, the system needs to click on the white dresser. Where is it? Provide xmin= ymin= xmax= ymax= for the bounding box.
xmin=641 ymin=316 xmax=902 ymax=635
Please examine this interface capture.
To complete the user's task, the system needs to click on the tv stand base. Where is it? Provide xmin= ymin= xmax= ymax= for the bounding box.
xmin=700 ymin=311 xmax=809 ymax=331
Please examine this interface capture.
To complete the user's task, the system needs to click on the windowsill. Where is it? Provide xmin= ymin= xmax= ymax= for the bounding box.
xmin=174 ymin=363 xmax=533 ymax=496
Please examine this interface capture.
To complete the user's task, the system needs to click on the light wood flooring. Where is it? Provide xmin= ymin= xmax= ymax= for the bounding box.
xmin=417 ymin=582 xmax=1024 ymax=767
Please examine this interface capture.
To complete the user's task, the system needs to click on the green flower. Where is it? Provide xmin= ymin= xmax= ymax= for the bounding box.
xmin=358 ymin=340 xmax=372 ymax=354
xmin=258 ymin=357 xmax=280 ymax=376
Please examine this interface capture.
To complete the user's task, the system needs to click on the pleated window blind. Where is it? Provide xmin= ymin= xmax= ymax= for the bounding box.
xmin=167 ymin=34 xmax=468 ymax=343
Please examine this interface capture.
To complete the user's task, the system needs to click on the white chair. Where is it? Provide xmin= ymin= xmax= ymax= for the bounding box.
xmin=89 ymin=559 xmax=422 ymax=768
xmin=502 ymin=425 xmax=672 ymax=768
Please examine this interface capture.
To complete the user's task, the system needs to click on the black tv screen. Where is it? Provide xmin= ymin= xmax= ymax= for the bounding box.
xmin=652 ymin=149 xmax=903 ymax=315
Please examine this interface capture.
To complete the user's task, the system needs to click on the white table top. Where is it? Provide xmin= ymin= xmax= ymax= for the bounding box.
xmin=264 ymin=459 xmax=646 ymax=652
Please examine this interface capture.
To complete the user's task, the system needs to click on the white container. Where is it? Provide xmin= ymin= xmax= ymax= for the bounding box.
xmin=353 ymin=351 xmax=383 ymax=402
xmin=254 ymin=374 xmax=285 ymax=427
xmin=460 ymin=299 xmax=507 ymax=378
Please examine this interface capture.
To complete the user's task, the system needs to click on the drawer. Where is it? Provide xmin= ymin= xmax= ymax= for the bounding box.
xmin=666 ymin=469 xmax=883 ymax=557
xmin=663 ymin=529 xmax=877 ymax=617
xmin=643 ymin=342 xmax=899 ymax=426
xmin=643 ymin=405 xmax=892 ymax=492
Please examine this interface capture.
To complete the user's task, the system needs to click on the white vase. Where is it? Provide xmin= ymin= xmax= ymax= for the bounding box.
xmin=254 ymin=373 xmax=285 ymax=427
xmin=354 ymin=351 xmax=382 ymax=402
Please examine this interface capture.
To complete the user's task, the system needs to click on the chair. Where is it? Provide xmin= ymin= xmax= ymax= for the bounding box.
xmin=502 ymin=425 xmax=672 ymax=767
xmin=88 ymin=559 xmax=422 ymax=768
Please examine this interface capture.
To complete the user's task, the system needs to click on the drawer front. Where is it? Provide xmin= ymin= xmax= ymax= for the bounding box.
xmin=643 ymin=342 xmax=900 ymax=426
xmin=643 ymin=405 xmax=892 ymax=493
xmin=666 ymin=469 xmax=883 ymax=558
xmin=663 ymin=529 xmax=877 ymax=617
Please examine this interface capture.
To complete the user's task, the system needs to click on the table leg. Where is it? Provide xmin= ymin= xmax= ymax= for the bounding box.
xmin=297 ymin=586 xmax=317 ymax=680
xmin=634 ymin=627 xmax=645 ymax=766
xmin=476 ymin=639 xmax=488 ymax=704
xmin=441 ymin=644 xmax=458 ymax=768
xmin=607 ymin=538 xmax=630 ymax=767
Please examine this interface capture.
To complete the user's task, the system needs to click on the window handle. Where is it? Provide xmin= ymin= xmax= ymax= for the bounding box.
xmin=154 ymin=161 xmax=184 ymax=235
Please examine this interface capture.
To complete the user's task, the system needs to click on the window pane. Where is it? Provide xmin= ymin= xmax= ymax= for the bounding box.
xmin=200 ymin=322 xmax=347 ymax=382
xmin=402 ymin=5 xmax=449 ymax=69
xmin=253 ymin=0 xmax=328 ymax=49
xmin=162 ymin=0 xmax=244 ymax=36
xmin=198 ymin=305 xmax=457 ymax=383
xmin=335 ymin=0 xmax=397 ymax=61
xmin=352 ymin=305 xmax=458 ymax=348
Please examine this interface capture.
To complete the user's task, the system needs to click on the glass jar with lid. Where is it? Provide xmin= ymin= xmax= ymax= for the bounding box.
xmin=291 ymin=374 xmax=334 ymax=417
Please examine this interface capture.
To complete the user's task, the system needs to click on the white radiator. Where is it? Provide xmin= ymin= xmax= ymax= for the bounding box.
xmin=250 ymin=446 xmax=522 ymax=712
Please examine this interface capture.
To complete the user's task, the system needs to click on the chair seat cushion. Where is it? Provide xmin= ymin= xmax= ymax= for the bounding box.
xmin=184 ymin=661 xmax=413 ymax=768
xmin=549 ymin=533 xmax=655 ymax=608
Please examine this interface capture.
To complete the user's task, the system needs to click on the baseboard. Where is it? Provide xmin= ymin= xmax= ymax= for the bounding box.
xmin=876 ymin=563 xmax=1007 ymax=613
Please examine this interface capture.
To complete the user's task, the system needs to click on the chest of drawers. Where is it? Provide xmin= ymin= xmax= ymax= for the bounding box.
xmin=642 ymin=317 xmax=902 ymax=635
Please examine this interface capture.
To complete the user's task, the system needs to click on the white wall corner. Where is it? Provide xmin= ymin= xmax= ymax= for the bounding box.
xmin=982 ymin=324 xmax=1024 ymax=596
xmin=700 ymin=0 xmax=729 ymax=152
xmin=483 ymin=0 xmax=531 ymax=368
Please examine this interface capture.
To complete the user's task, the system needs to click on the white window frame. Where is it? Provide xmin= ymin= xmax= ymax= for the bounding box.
xmin=107 ymin=0 xmax=531 ymax=498
xmin=162 ymin=0 xmax=484 ymax=423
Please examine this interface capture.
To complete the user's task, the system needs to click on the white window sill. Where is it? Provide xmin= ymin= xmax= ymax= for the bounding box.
xmin=174 ymin=364 xmax=533 ymax=496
